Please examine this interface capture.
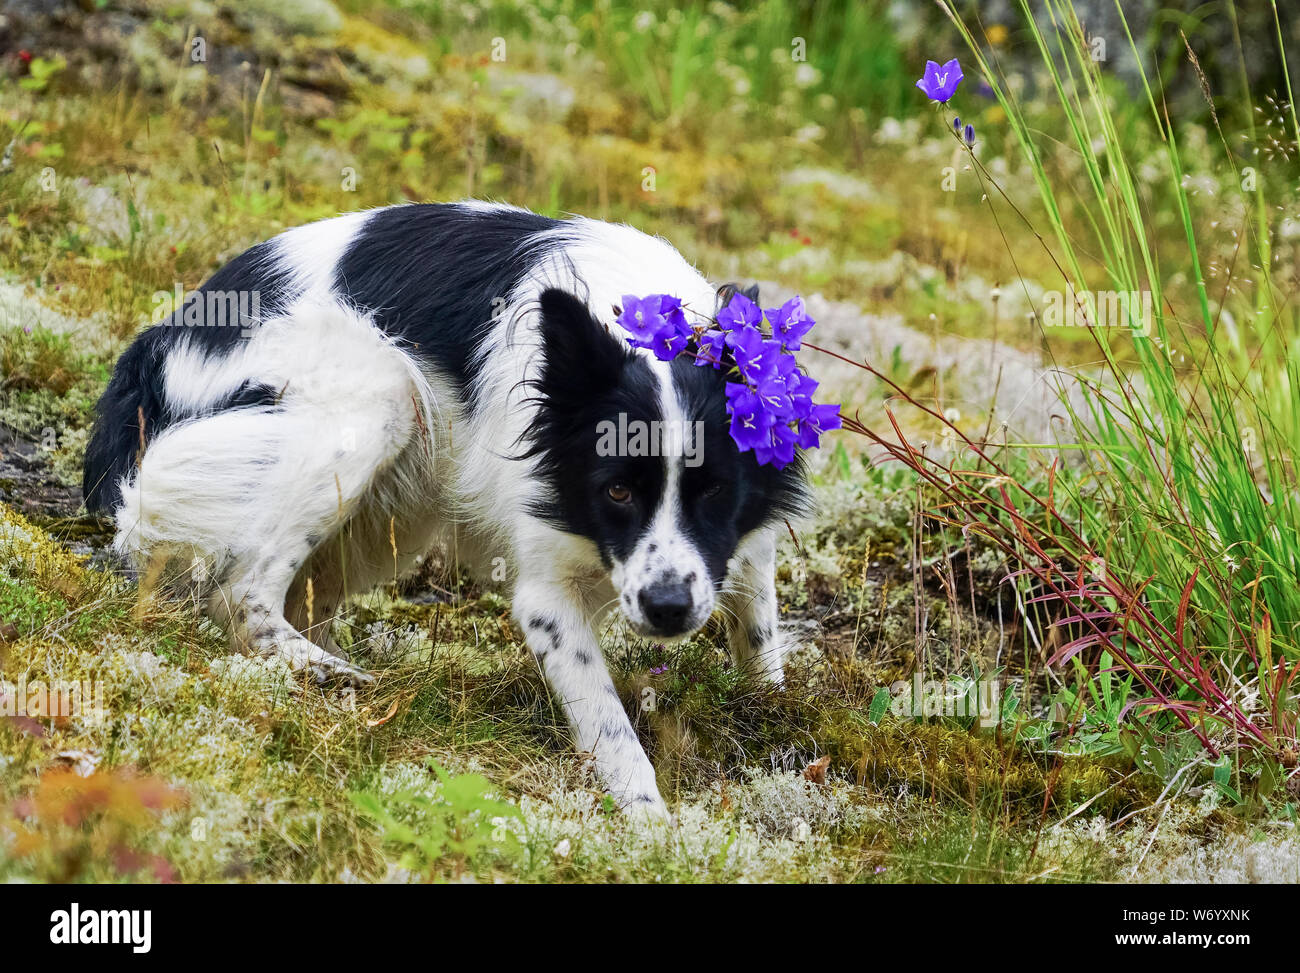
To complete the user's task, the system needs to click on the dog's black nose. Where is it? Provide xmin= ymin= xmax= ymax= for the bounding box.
xmin=638 ymin=581 xmax=694 ymax=634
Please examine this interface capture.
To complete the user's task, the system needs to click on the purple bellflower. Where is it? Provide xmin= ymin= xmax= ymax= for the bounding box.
xmin=766 ymin=295 xmax=815 ymax=350
xmin=916 ymin=58 xmax=964 ymax=103
xmin=616 ymin=295 xmax=665 ymax=345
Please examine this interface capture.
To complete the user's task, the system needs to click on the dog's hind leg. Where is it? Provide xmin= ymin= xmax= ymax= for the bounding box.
xmin=116 ymin=327 xmax=432 ymax=686
xmin=208 ymin=546 xmax=371 ymax=686
xmin=283 ymin=560 xmax=349 ymax=660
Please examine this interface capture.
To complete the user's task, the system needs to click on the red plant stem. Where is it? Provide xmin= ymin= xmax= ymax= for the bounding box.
xmin=806 ymin=341 xmax=1277 ymax=754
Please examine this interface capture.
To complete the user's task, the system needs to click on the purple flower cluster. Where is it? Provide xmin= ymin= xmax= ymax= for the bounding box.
xmin=616 ymin=291 xmax=842 ymax=468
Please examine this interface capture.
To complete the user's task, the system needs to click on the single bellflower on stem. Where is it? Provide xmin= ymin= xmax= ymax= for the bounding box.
xmin=920 ymin=59 xmax=978 ymax=151
xmin=915 ymin=58 xmax=963 ymax=103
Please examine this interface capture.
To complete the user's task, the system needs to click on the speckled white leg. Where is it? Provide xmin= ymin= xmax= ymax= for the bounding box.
xmin=214 ymin=552 xmax=374 ymax=688
xmin=514 ymin=575 xmax=666 ymax=816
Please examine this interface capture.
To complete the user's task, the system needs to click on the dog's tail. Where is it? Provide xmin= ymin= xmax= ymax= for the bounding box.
xmin=82 ymin=332 xmax=169 ymax=515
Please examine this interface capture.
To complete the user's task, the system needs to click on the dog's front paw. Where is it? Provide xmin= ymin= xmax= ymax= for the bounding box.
xmin=601 ymin=760 xmax=669 ymax=823
xmin=622 ymin=792 xmax=671 ymax=824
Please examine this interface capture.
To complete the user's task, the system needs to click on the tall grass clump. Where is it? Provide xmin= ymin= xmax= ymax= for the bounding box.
xmin=835 ymin=0 xmax=1299 ymax=796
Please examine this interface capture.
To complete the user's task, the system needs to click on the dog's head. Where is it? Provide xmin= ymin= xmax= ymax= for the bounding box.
xmin=523 ymin=287 xmax=808 ymax=639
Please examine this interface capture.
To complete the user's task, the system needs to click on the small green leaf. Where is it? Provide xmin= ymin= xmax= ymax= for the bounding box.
xmin=867 ymin=686 xmax=891 ymax=724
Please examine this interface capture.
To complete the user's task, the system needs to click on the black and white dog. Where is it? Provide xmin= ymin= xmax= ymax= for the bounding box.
xmin=84 ymin=202 xmax=806 ymax=813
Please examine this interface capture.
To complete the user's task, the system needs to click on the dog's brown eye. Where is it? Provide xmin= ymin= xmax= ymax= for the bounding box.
xmin=607 ymin=483 xmax=632 ymax=504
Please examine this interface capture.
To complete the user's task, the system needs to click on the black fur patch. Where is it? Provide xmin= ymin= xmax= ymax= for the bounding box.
xmin=671 ymin=357 xmax=809 ymax=581
xmin=521 ymin=288 xmax=666 ymax=564
xmin=334 ymin=204 xmax=562 ymax=399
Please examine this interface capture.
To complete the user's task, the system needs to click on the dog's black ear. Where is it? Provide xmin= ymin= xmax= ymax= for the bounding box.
xmin=716 ymin=281 xmax=760 ymax=312
xmin=536 ymin=288 xmax=630 ymax=406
